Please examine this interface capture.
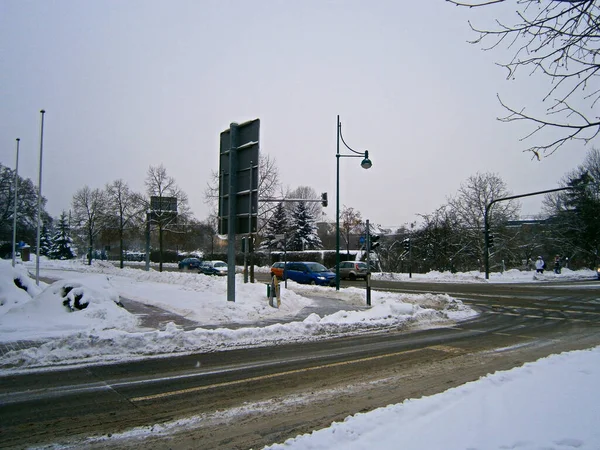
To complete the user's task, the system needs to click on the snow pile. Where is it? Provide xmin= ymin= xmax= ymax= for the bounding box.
xmin=265 ymin=347 xmax=600 ymax=450
xmin=372 ymin=267 xmax=598 ymax=283
xmin=0 ymin=261 xmax=139 ymax=341
xmin=0 ymin=261 xmax=44 ymax=313
xmin=0 ymin=260 xmax=476 ymax=372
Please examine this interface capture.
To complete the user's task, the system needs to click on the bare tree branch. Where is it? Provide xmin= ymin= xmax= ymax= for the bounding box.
xmin=452 ymin=0 xmax=600 ymax=157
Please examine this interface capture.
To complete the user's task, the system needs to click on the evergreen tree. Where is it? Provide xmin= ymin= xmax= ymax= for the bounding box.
xmin=260 ymin=202 xmax=289 ymax=250
xmin=39 ymin=223 xmax=53 ymax=256
xmin=0 ymin=162 xmax=51 ymax=245
xmin=288 ymin=201 xmax=322 ymax=251
xmin=49 ymin=212 xmax=75 ymax=260
xmin=550 ymin=171 xmax=600 ymax=267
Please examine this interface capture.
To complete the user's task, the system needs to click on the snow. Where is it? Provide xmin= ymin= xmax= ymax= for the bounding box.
xmin=1 ymin=258 xmax=599 ymax=449
xmin=0 ymin=259 xmax=475 ymax=371
xmin=265 ymin=347 xmax=600 ymax=450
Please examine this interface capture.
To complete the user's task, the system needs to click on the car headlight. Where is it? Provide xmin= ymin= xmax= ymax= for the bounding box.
xmin=317 ymin=276 xmax=325 ymax=280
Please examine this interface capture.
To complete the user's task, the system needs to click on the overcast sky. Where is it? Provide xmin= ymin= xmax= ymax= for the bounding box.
xmin=0 ymin=1 xmax=592 ymax=229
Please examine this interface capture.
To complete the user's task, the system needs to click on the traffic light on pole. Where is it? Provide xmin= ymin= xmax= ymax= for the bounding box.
xmin=403 ymin=238 xmax=411 ymax=251
xmin=370 ymin=234 xmax=380 ymax=251
xmin=321 ymin=192 xmax=328 ymax=207
xmin=488 ymin=234 xmax=494 ymax=248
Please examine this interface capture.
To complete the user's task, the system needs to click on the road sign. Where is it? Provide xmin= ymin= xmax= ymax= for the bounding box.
xmin=218 ymin=119 xmax=260 ymax=234
xmin=149 ymin=196 xmax=178 ymax=223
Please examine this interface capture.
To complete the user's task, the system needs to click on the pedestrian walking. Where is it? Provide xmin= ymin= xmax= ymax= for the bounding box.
xmin=554 ymin=256 xmax=561 ymax=274
xmin=535 ymin=256 xmax=545 ymax=274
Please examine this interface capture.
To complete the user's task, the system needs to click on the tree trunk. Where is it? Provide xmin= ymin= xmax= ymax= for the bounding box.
xmin=159 ymin=225 xmax=163 ymax=272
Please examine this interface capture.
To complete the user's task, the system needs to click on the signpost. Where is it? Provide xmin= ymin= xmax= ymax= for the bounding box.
xmin=218 ymin=119 xmax=260 ymax=302
xmin=218 ymin=119 xmax=259 ymax=235
xmin=145 ymin=196 xmax=178 ymax=271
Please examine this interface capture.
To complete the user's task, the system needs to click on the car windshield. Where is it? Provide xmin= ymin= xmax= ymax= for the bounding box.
xmin=214 ymin=262 xmax=227 ymax=268
xmin=306 ymin=263 xmax=328 ymax=272
xmin=356 ymin=263 xmax=368 ymax=269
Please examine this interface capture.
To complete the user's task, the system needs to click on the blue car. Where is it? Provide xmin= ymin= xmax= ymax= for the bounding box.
xmin=284 ymin=262 xmax=336 ymax=286
xmin=199 ymin=260 xmax=228 ymax=276
xmin=178 ymin=257 xmax=203 ymax=270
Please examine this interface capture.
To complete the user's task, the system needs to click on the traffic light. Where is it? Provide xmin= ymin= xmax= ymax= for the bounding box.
xmin=321 ymin=192 xmax=328 ymax=207
xmin=403 ymin=238 xmax=411 ymax=251
xmin=369 ymin=234 xmax=380 ymax=251
xmin=488 ymin=234 xmax=494 ymax=248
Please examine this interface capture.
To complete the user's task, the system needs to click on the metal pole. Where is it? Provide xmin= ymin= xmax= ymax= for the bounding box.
xmin=12 ymin=138 xmax=20 ymax=267
xmin=243 ymin=161 xmax=253 ymax=284
xmin=484 ymin=205 xmax=490 ymax=279
xmin=250 ymin=161 xmax=256 ymax=283
xmin=483 ymin=185 xmax=575 ymax=279
xmin=366 ymin=219 xmax=371 ymax=306
xmin=145 ymin=213 xmax=150 ymax=271
xmin=219 ymin=170 xmax=224 ymax=235
xmin=335 ymin=115 xmax=341 ymax=290
xmin=284 ymin=232 xmax=288 ymax=289
xmin=35 ymin=110 xmax=45 ymax=285
xmin=227 ymin=123 xmax=238 ymax=302
xmin=408 ymin=239 xmax=412 ymax=278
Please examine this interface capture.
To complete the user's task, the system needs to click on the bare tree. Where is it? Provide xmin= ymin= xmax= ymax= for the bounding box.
xmin=447 ymin=172 xmax=520 ymax=268
xmin=145 ymin=164 xmax=191 ymax=271
xmin=339 ymin=205 xmax=363 ymax=256
xmin=284 ymin=185 xmax=324 ymax=221
xmin=105 ymin=179 xmax=145 ymax=269
xmin=449 ymin=0 xmax=600 ymax=158
xmin=72 ymin=186 xmax=108 ymax=265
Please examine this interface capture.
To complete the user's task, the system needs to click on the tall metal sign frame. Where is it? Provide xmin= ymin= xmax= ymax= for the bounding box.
xmin=218 ymin=119 xmax=260 ymax=302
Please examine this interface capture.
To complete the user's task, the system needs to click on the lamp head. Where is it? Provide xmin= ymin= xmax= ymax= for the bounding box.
xmin=361 ymin=151 xmax=372 ymax=169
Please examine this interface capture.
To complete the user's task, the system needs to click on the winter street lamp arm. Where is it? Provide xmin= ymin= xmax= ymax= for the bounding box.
xmin=336 ymin=115 xmax=373 ymax=293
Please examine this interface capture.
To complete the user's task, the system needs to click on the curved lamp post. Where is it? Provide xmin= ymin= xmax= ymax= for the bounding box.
xmin=336 ymin=115 xmax=372 ymax=290
xmin=12 ymin=138 xmax=20 ymax=267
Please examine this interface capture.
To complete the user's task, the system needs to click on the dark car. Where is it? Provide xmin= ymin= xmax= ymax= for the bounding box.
xmin=178 ymin=257 xmax=203 ymax=270
xmin=332 ymin=261 xmax=369 ymax=280
xmin=199 ymin=260 xmax=228 ymax=276
xmin=284 ymin=262 xmax=336 ymax=286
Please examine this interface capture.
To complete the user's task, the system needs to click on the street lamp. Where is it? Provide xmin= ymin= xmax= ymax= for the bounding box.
xmin=36 ymin=110 xmax=45 ymax=285
xmin=336 ymin=115 xmax=372 ymax=290
xmin=12 ymin=138 xmax=20 ymax=267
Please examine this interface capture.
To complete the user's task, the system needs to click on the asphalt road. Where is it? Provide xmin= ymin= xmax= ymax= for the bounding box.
xmin=1 ymin=277 xmax=599 ymax=449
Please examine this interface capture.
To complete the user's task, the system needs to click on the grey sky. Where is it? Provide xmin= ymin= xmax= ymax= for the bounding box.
xmin=0 ymin=1 xmax=590 ymax=229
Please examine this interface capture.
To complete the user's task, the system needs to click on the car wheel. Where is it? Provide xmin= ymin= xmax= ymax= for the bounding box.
xmin=349 ymin=273 xmax=356 ymax=281
xmin=309 ymin=280 xmax=316 ymax=286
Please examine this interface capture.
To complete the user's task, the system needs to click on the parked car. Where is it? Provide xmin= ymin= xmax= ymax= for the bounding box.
xmin=284 ymin=262 xmax=336 ymax=286
xmin=332 ymin=261 xmax=369 ymax=280
xmin=270 ymin=262 xmax=286 ymax=279
xmin=178 ymin=257 xmax=203 ymax=270
xmin=199 ymin=260 xmax=228 ymax=276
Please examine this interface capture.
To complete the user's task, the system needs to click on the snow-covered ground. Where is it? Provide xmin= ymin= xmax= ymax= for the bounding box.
xmin=0 ymin=258 xmax=476 ymax=371
xmin=1 ymin=258 xmax=599 ymax=449
xmin=264 ymin=346 xmax=600 ymax=450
